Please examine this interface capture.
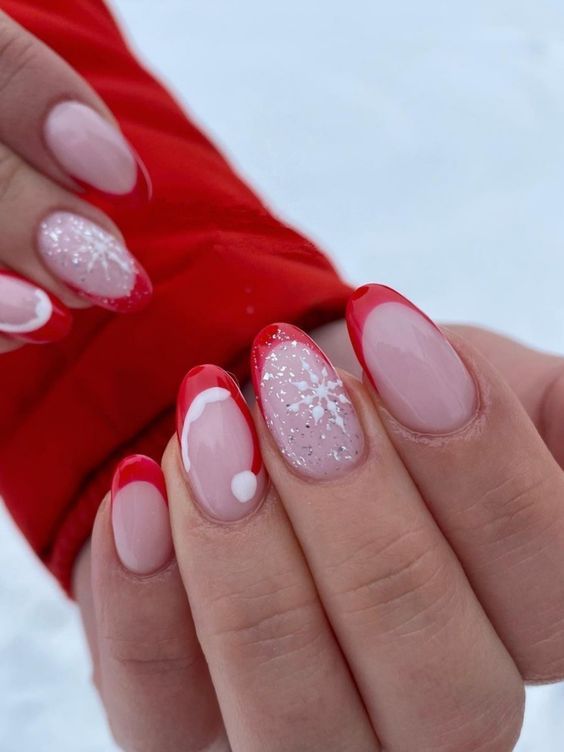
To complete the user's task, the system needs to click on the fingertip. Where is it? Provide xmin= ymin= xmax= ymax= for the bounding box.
xmin=110 ymin=454 xmax=172 ymax=576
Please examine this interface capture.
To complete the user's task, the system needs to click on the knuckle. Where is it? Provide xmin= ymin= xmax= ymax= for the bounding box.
xmin=329 ymin=526 xmax=453 ymax=634
xmin=0 ymin=143 xmax=26 ymax=205
xmin=207 ymin=572 xmax=322 ymax=665
xmin=467 ymin=467 xmax=560 ymax=551
xmin=105 ymin=633 xmax=202 ymax=680
xmin=0 ymin=17 xmax=38 ymax=96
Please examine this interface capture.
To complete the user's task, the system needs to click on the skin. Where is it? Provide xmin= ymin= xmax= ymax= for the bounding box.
xmin=0 ymin=12 xmax=139 ymax=352
xmin=2 ymin=10 xmax=564 ymax=749
xmin=75 ymin=321 xmax=564 ymax=751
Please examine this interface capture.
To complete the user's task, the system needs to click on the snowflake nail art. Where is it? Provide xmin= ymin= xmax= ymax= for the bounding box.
xmin=252 ymin=323 xmax=364 ymax=480
xmin=37 ymin=211 xmax=152 ymax=312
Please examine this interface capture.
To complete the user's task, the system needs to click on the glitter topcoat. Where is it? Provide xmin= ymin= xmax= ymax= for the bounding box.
xmin=252 ymin=323 xmax=364 ymax=480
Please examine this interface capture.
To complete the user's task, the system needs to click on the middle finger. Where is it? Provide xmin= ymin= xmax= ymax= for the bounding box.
xmin=251 ymin=323 xmax=524 ymax=752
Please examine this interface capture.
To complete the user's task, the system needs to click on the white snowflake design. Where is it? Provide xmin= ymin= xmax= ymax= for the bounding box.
xmin=287 ymin=357 xmax=351 ymax=433
xmin=85 ymin=232 xmax=132 ymax=280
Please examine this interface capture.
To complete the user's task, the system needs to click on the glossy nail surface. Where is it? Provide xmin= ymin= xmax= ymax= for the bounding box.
xmin=111 ymin=455 xmax=173 ymax=575
xmin=252 ymin=323 xmax=364 ymax=479
xmin=38 ymin=212 xmax=152 ymax=312
xmin=0 ymin=272 xmax=72 ymax=343
xmin=177 ymin=364 xmax=267 ymax=522
xmin=44 ymin=101 xmax=149 ymax=197
xmin=347 ymin=284 xmax=477 ymax=433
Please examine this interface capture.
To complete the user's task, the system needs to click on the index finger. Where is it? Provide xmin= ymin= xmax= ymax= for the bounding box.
xmin=346 ymin=284 xmax=564 ymax=682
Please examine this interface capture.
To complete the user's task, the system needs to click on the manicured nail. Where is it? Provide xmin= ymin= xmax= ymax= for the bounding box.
xmin=177 ymin=364 xmax=267 ymax=522
xmin=0 ymin=272 xmax=72 ymax=343
xmin=111 ymin=455 xmax=173 ymax=575
xmin=252 ymin=323 xmax=364 ymax=480
xmin=346 ymin=284 xmax=477 ymax=433
xmin=44 ymin=101 xmax=150 ymax=198
xmin=38 ymin=212 xmax=152 ymax=312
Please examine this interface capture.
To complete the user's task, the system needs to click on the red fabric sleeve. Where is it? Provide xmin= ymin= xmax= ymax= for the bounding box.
xmin=0 ymin=0 xmax=352 ymax=594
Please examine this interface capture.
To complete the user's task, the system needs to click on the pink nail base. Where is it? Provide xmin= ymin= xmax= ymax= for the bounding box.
xmin=177 ymin=365 xmax=267 ymax=522
xmin=346 ymin=284 xmax=477 ymax=434
xmin=111 ymin=455 xmax=173 ymax=575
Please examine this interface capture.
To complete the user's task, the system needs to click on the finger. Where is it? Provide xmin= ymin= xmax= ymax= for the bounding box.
xmin=73 ymin=540 xmax=102 ymax=695
xmin=0 ymin=335 xmax=22 ymax=353
xmin=91 ymin=455 xmax=228 ymax=752
xmin=251 ymin=324 xmax=524 ymax=752
xmin=0 ymin=11 xmax=149 ymax=199
xmin=347 ymin=284 xmax=564 ymax=682
xmin=449 ymin=324 xmax=564 ymax=469
xmin=0 ymin=143 xmax=151 ymax=311
xmin=167 ymin=364 xmax=379 ymax=752
xmin=0 ymin=270 xmax=71 ymax=344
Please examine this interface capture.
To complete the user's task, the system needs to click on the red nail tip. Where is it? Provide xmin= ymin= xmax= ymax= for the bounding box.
xmin=251 ymin=322 xmax=331 ymax=403
xmin=74 ymin=153 xmax=152 ymax=208
xmin=75 ymin=263 xmax=153 ymax=314
xmin=112 ymin=455 xmax=167 ymax=504
xmin=346 ymin=283 xmax=437 ymax=380
xmin=177 ymin=364 xmax=262 ymax=475
xmin=0 ymin=271 xmax=73 ymax=344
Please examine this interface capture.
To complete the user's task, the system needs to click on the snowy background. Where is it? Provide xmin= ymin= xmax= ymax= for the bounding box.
xmin=2 ymin=1 xmax=564 ymax=749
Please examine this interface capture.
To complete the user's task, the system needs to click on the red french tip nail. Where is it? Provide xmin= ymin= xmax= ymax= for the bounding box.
xmin=0 ymin=271 xmax=73 ymax=344
xmin=345 ymin=283 xmax=441 ymax=382
xmin=177 ymin=364 xmax=266 ymax=522
xmin=77 ymin=153 xmax=153 ymax=211
xmin=346 ymin=283 xmax=476 ymax=434
xmin=112 ymin=454 xmax=168 ymax=505
xmin=251 ymin=321 xmax=365 ymax=480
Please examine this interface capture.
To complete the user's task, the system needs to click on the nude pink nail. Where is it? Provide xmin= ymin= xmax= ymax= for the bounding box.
xmin=252 ymin=324 xmax=364 ymax=480
xmin=37 ymin=211 xmax=152 ymax=312
xmin=176 ymin=365 xmax=267 ymax=522
xmin=44 ymin=101 xmax=149 ymax=197
xmin=111 ymin=455 xmax=173 ymax=575
xmin=346 ymin=284 xmax=477 ymax=434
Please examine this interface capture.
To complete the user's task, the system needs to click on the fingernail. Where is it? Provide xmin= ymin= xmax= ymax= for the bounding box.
xmin=252 ymin=323 xmax=364 ymax=480
xmin=37 ymin=211 xmax=152 ymax=312
xmin=44 ymin=101 xmax=150 ymax=198
xmin=346 ymin=284 xmax=477 ymax=433
xmin=0 ymin=272 xmax=72 ymax=343
xmin=176 ymin=364 xmax=267 ymax=522
xmin=111 ymin=455 xmax=173 ymax=575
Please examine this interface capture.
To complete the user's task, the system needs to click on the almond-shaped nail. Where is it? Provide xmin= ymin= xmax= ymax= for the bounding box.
xmin=346 ymin=284 xmax=477 ymax=434
xmin=44 ymin=101 xmax=150 ymax=199
xmin=252 ymin=323 xmax=364 ymax=480
xmin=111 ymin=455 xmax=173 ymax=575
xmin=176 ymin=364 xmax=267 ymax=522
xmin=0 ymin=272 xmax=72 ymax=343
xmin=37 ymin=211 xmax=152 ymax=312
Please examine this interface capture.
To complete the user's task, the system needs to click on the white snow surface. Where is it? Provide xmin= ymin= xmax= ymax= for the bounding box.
xmin=2 ymin=1 xmax=564 ymax=749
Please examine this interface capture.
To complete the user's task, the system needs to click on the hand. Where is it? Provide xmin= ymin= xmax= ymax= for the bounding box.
xmin=0 ymin=11 xmax=151 ymax=352
xmin=78 ymin=286 xmax=564 ymax=751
